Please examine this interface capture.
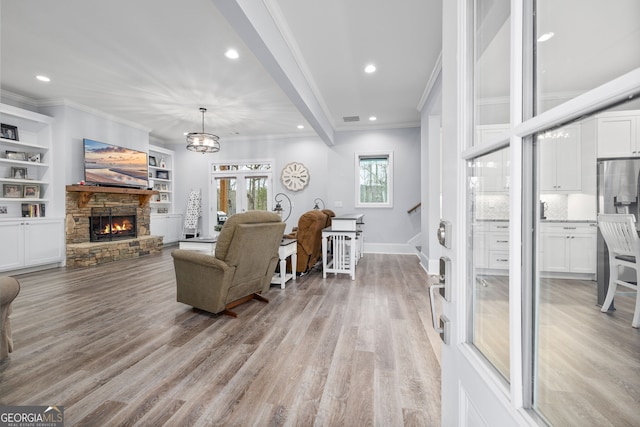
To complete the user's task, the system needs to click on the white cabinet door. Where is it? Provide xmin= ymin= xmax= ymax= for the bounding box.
xmin=542 ymin=233 xmax=569 ymax=272
xmin=0 ymin=222 xmax=24 ymax=270
xmin=541 ymin=224 xmax=596 ymax=274
xmin=151 ymin=214 xmax=183 ymax=244
xmin=165 ymin=214 xmax=183 ymax=243
xmin=540 ymin=126 xmax=581 ymax=192
xmin=24 ymin=219 xmax=64 ymax=266
xmin=150 ymin=214 xmax=168 ymax=241
xmin=568 ymin=233 xmax=596 ymax=274
xmin=473 ymin=230 xmax=489 ymax=268
xmin=597 ymin=115 xmax=639 ymax=158
xmin=478 ymin=149 xmax=509 ymax=192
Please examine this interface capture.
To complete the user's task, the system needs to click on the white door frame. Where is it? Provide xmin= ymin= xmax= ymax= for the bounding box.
xmin=438 ymin=0 xmax=640 ymax=425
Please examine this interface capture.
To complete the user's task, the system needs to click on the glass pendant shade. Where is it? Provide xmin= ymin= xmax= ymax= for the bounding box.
xmin=186 ymin=108 xmax=220 ymax=153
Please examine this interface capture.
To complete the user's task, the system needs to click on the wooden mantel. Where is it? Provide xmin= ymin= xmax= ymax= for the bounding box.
xmin=66 ymin=185 xmax=159 ymax=208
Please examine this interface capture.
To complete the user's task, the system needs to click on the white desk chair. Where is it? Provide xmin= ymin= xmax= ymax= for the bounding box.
xmin=598 ymin=213 xmax=640 ymax=328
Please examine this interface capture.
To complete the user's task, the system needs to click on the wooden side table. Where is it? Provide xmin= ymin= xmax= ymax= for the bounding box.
xmin=271 ymin=238 xmax=297 ymax=289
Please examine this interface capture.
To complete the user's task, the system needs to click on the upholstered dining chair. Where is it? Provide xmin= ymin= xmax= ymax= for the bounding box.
xmin=598 ymin=213 xmax=640 ymax=328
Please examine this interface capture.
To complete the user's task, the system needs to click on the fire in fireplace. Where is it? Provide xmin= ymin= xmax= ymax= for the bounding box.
xmin=90 ymin=206 xmax=137 ymax=242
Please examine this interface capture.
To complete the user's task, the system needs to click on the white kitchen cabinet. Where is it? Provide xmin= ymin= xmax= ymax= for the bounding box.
xmin=475 ymin=125 xmax=510 ymax=193
xmin=0 ymin=218 xmax=64 ymax=272
xmin=596 ymin=111 xmax=640 ymax=158
xmin=539 ymin=125 xmax=581 ymax=192
xmin=473 ymin=221 xmax=509 ymax=271
xmin=150 ymin=213 xmax=183 ymax=244
xmin=541 ymin=222 xmax=596 ymax=275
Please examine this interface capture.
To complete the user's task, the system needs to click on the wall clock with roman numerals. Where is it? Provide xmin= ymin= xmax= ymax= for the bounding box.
xmin=280 ymin=162 xmax=309 ymax=191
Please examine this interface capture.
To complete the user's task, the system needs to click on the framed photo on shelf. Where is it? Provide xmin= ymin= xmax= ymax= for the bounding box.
xmin=156 ymin=170 xmax=169 ymax=180
xmin=160 ymin=183 xmax=168 ymax=191
xmin=1 ymin=123 xmax=19 ymax=141
xmin=11 ymin=167 xmax=28 ymax=179
xmin=153 ymin=183 xmax=161 ymax=191
xmin=3 ymin=184 xmax=22 ymax=198
xmin=160 ymin=193 xmax=169 ymax=202
xmin=27 ymin=152 xmax=41 ymax=163
xmin=148 ymin=155 xmax=157 ymax=167
xmin=23 ymin=184 xmax=40 ymax=198
xmin=6 ymin=151 xmax=26 ymax=161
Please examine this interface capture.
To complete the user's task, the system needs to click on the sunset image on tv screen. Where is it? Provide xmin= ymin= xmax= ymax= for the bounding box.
xmin=83 ymin=139 xmax=148 ymax=188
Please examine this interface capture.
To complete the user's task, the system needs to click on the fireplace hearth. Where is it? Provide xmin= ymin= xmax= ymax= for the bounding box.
xmin=90 ymin=206 xmax=137 ymax=242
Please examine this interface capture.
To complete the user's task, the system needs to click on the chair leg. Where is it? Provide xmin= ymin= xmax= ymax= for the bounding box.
xmin=632 ymin=287 xmax=640 ymax=328
xmin=601 ymin=259 xmax=618 ymax=313
xmin=223 ymin=293 xmax=270 ymax=317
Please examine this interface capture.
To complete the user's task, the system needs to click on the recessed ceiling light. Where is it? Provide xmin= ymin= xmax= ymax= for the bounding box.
xmin=225 ymin=49 xmax=239 ymax=59
xmin=297 ymin=125 xmax=304 ymax=129
xmin=369 ymin=116 xmax=377 ymax=121
xmin=364 ymin=64 xmax=376 ymax=73
xmin=537 ymin=32 xmax=555 ymax=43
xmin=36 ymin=75 xmax=51 ymax=82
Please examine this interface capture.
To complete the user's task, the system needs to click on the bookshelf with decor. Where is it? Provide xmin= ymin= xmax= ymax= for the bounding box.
xmin=149 ymin=145 xmax=182 ymax=244
xmin=0 ymin=103 xmax=64 ymax=272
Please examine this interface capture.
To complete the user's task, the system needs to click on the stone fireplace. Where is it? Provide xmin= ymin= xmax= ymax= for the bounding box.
xmin=65 ymin=185 xmax=163 ymax=268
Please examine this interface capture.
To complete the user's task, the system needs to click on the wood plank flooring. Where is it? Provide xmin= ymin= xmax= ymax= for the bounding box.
xmin=0 ymin=249 xmax=441 ymax=426
xmin=473 ymin=274 xmax=640 ymax=426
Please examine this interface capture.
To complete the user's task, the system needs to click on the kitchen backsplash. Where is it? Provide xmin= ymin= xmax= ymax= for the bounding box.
xmin=475 ymin=193 xmax=592 ymax=220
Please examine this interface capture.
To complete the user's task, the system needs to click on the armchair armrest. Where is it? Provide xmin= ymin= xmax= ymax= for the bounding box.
xmin=171 ymin=249 xmax=230 ymax=271
xmin=171 ymin=249 xmax=235 ymax=314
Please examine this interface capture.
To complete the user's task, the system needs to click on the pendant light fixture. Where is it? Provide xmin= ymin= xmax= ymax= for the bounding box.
xmin=186 ymin=107 xmax=220 ymax=153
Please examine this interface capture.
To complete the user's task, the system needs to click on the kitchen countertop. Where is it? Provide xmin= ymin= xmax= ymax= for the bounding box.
xmin=541 ymin=219 xmax=596 ymax=223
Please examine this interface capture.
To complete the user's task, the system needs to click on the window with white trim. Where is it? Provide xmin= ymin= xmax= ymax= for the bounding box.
xmin=355 ymin=152 xmax=393 ymax=208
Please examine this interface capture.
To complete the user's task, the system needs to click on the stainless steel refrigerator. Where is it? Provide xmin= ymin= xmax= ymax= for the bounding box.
xmin=597 ymin=158 xmax=640 ymax=306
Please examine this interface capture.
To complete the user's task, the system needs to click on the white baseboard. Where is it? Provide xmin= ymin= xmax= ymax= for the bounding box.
xmin=364 ymin=242 xmax=418 ymax=255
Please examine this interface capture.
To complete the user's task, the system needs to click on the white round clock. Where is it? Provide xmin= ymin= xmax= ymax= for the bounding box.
xmin=281 ymin=162 xmax=309 ymax=192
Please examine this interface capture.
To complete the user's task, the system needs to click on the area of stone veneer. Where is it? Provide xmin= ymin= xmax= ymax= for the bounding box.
xmin=65 ymin=191 xmax=163 ymax=267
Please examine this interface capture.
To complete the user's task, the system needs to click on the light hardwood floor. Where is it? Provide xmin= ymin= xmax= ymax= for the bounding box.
xmin=474 ymin=274 xmax=640 ymax=427
xmin=0 ymin=249 xmax=441 ymax=426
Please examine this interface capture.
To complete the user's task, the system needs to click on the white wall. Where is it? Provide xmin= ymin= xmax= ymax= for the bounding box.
xmin=329 ymin=128 xmax=421 ymax=252
xmin=36 ymin=103 xmax=150 ymax=218
xmin=11 ymin=99 xmax=421 ymax=251
xmin=172 ymin=127 xmax=421 ymax=251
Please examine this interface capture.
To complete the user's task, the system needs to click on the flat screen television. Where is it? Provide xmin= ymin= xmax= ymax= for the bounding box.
xmin=83 ymin=139 xmax=148 ymax=189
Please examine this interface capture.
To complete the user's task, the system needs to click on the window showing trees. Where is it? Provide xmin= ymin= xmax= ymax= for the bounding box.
xmin=355 ymin=152 xmax=393 ymax=208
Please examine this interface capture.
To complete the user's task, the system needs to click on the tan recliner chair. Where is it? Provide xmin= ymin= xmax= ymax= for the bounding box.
xmin=1 ymin=276 xmax=20 ymax=358
xmin=172 ymin=211 xmax=285 ymax=316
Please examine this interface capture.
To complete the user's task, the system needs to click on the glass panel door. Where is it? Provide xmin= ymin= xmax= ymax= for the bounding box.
xmin=245 ymin=176 xmax=268 ymax=211
xmin=468 ymin=146 xmax=511 ymax=380
xmin=532 ymin=103 xmax=640 ymax=426
xmin=215 ymin=177 xmax=237 ymax=225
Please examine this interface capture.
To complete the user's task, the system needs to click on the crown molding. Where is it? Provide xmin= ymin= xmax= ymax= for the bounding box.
xmin=36 ymin=98 xmax=152 ymax=133
xmin=417 ymin=51 xmax=442 ymax=111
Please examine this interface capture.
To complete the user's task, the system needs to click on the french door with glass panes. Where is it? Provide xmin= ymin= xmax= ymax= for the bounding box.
xmin=438 ymin=0 xmax=640 ymax=425
xmin=211 ymin=162 xmax=273 ymax=227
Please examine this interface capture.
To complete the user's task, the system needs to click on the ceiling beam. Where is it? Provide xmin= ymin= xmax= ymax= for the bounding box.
xmin=212 ymin=0 xmax=335 ymax=146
